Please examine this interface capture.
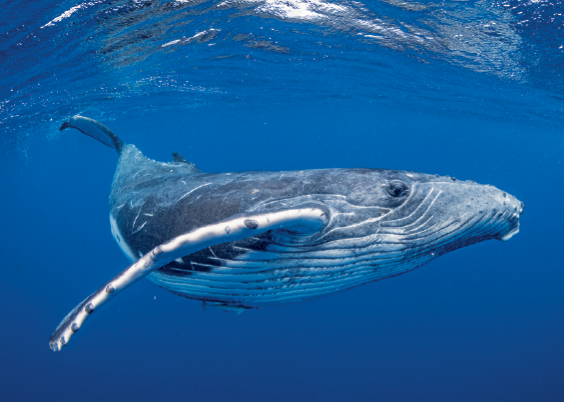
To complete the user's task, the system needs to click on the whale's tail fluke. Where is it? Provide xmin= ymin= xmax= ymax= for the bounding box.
xmin=60 ymin=116 xmax=124 ymax=153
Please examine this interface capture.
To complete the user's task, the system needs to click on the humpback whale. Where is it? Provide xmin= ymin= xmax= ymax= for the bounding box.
xmin=49 ymin=116 xmax=524 ymax=352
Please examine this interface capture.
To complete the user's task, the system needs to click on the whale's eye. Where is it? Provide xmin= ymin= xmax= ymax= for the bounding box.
xmin=385 ymin=181 xmax=409 ymax=197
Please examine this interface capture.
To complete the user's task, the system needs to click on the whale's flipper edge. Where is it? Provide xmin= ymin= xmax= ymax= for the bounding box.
xmin=60 ymin=116 xmax=124 ymax=153
xmin=48 ymin=205 xmax=329 ymax=352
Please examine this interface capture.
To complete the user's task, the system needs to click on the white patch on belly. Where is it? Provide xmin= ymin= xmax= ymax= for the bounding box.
xmin=110 ymin=213 xmax=138 ymax=263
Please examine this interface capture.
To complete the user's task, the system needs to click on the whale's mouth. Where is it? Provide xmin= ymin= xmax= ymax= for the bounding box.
xmin=498 ymin=221 xmax=520 ymax=242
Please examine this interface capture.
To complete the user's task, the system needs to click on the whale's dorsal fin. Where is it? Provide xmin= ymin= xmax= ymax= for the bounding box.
xmin=60 ymin=116 xmax=123 ymax=153
xmin=172 ymin=152 xmax=188 ymax=163
xmin=171 ymin=152 xmax=203 ymax=174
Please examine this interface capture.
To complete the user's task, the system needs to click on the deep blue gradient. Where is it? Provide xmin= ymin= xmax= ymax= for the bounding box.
xmin=1 ymin=1 xmax=563 ymax=401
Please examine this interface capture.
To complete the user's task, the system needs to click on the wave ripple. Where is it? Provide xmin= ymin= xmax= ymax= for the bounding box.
xmin=2 ymin=0 xmax=564 ymax=151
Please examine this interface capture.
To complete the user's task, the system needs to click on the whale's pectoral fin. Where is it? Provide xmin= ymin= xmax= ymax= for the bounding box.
xmin=49 ymin=205 xmax=329 ymax=352
xmin=60 ymin=115 xmax=124 ymax=153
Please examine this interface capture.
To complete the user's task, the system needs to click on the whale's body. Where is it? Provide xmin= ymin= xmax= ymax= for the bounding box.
xmin=49 ymin=116 xmax=523 ymax=351
xmin=111 ymin=145 xmax=520 ymax=307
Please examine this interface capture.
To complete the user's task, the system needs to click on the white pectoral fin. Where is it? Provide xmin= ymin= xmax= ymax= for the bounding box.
xmin=49 ymin=205 xmax=329 ymax=352
xmin=49 ymin=255 xmax=158 ymax=352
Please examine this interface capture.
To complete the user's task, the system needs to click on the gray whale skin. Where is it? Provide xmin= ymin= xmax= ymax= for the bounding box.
xmin=49 ymin=116 xmax=524 ymax=352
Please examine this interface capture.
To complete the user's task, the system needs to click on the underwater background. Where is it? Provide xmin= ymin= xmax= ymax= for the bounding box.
xmin=1 ymin=0 xmax=564 ymax=401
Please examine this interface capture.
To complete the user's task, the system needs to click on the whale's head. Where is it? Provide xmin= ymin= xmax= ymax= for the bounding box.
xmin=261 ymin=168 xmax=523 ymax=276
xmin=314 ymin=169 xmax=523 ymax=265
xmin=257 ymin=168 xmax=523 ymax=257
xmin=370 ymin=171 xmax=522 ymax=258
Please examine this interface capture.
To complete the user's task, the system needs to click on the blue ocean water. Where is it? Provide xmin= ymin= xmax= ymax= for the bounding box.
xmin=1 ymin=0 xmax=564 ymax=401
